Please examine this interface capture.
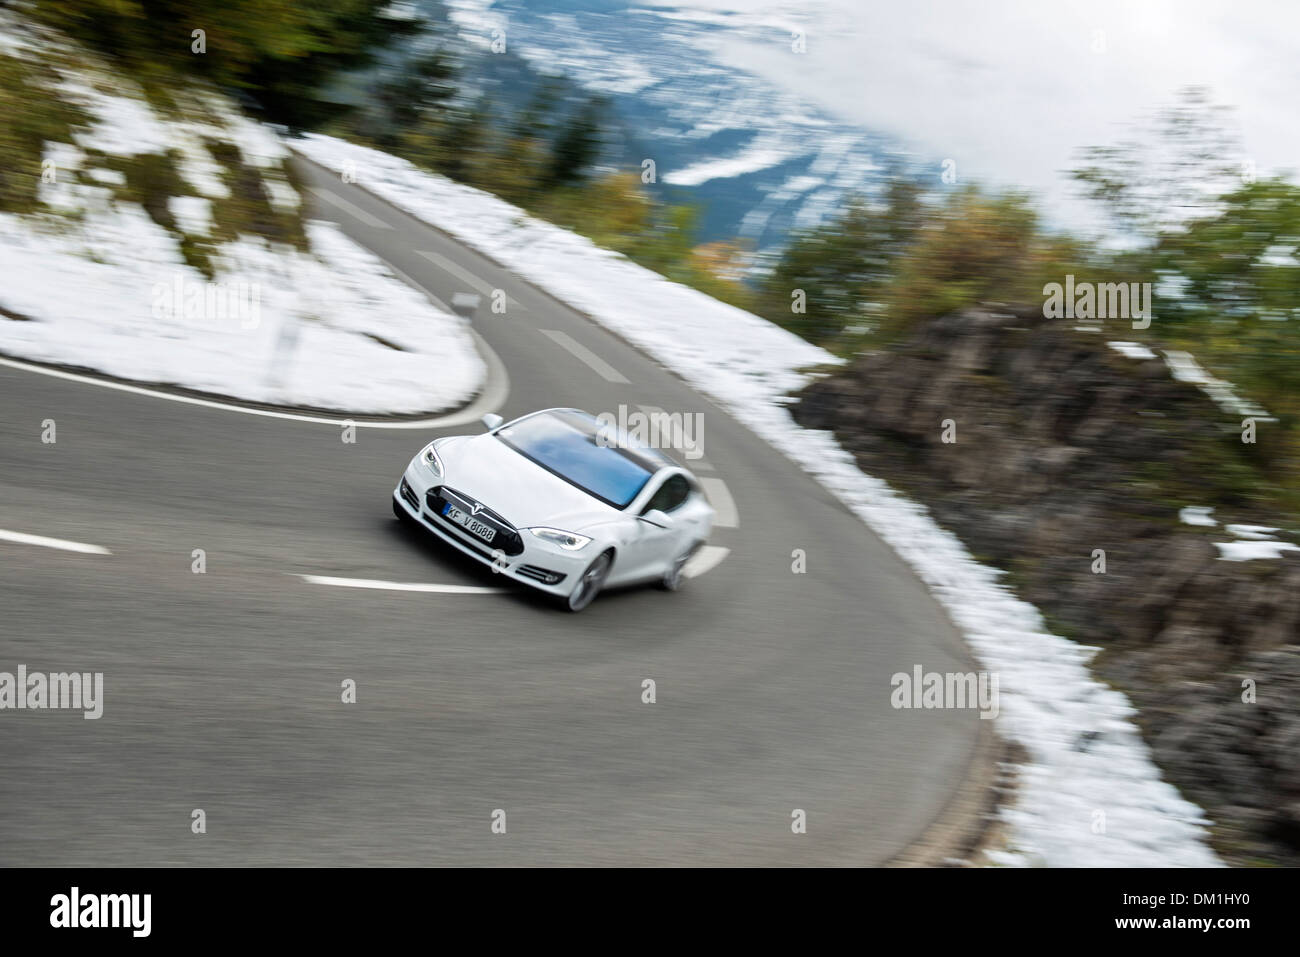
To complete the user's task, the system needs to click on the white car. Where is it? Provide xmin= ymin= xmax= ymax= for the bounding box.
xmin=392 ymin=408 xmax=714 ymax=611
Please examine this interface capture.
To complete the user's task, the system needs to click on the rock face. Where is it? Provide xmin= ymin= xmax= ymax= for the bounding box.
xmin=792 ymin=305 xmax=1300 ymax=865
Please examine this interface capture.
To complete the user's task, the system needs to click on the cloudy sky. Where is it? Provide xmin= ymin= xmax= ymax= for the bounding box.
xmin=690 ymin=0 xmax=1298 ymax=230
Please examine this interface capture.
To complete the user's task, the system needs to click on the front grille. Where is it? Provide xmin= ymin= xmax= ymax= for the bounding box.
xmin=399 ymin=478 xmax=420 ymax=511
xmin=435 ymin=486 xmax=513 ymax=528
xmin=517 ymin=565 xmax=567 ymax=585
xmin=425 ymin=486 xmax=524 ymax=556
xmin=426 ymin=517 xmax=496 ymax=562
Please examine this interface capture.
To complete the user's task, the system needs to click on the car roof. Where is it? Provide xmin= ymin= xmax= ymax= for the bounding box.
xmin=512 ymin=408 xmax=680 ymax=473
xmin=494 ymin=408 xmax=679 ymax=509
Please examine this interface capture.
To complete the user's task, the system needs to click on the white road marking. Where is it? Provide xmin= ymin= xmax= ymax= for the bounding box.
xmin=298 ymin=574 xmax=504 ymax=594
xmin=700 ymin=476 xmax=738 ymax=528
xmin=0 ymin=528 xmax=111 ymax=555
xmin=0 ymin=337 xmax=507 ymax=429
xmin=306 ymin=186 xmax=393 ymax=230
xmin=539 ymin=329 xmax=630 ymax=384
xmin=683 ymin=545 xmax=729 ymax=579
xmin=637 ymin=405 xmax=712 ymax=469
xmin=416 ymin=250 xmax=493 ymax=298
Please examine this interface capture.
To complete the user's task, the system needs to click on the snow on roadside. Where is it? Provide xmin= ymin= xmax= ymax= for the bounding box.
xmin=296 ymin=134 xmax=829 ymax=404
xmin=0 ymin=18 xmax=483 ymax=415
xmin=0 ymin=210 xmax=483 ymax=413
xmin=295 ymin=133 xmax=1223 ymax=866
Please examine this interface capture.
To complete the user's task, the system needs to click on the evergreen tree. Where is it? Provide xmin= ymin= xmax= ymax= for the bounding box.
xmin=28 ymin=0 xmax=422 ymax=129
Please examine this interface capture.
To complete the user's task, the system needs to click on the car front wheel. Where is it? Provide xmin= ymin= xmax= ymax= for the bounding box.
xmin=660 ymin=540 xmax=703 ymax=591
xmin=567 ymin=550 xmax=613 ymax=612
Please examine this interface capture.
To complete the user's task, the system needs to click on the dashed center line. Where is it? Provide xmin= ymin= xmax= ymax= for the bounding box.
xmin=416 ymin=249 xmax=501 ymax=300
xmin=0 ymin=528 xmax=111 ymax=555
xmin=538 ymin=329 xmax=630 ymax=384
xmin=699 ymin=477 xmax=739 ymax=528
xmin=683 ymin=545 xmax=729 ymax=579
xmin=637 ymin=405 xmax=713 ymax=470
xmin=306 ymin=186 xmax=393 ymax=230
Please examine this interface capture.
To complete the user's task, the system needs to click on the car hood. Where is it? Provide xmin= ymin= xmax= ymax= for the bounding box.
xmin=438 ymin=433 xmax=621 ymax=531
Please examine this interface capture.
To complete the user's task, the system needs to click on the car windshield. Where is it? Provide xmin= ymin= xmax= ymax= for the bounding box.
xmin=495 ymin=410 xmax=664 ymax=508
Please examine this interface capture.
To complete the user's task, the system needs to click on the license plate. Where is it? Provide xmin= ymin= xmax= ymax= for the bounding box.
xmin=442 ymin=503 xmax=495 ymax=543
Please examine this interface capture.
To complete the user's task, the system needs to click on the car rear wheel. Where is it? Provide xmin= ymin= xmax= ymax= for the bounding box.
xmin=661 ymin=540 xmax=703 ymax=591
xmin=567 ymin=550 xmax=613 ymax=612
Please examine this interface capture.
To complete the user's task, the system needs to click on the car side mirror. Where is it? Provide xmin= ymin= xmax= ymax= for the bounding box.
xmin=481 ymin=413 xmax=504 ymax=431
xmin=640 ymin=509 xmax=674 ymax=529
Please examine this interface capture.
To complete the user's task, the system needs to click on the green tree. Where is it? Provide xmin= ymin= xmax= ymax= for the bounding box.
xmin=28 ymin=0 xmax=421 ymax=128
xmin=1152 ymin=178 xmax=1300 ymax=435
xmin=886 ymin=186 xmax=1058 ymax=331
xmin=1072 ymin=93 xmax=1300 ymax=478
xmin=363 ymin=51 xmax=458 ymax=150
xmin=758 ymin=178 xmax=1083 ymax=350
xmin=755 ymin=178 xmax=922 ymax=346
xmin=546 ymin=96 xmax=605 ymax=189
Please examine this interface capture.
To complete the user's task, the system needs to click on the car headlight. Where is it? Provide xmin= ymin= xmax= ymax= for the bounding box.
xmin=420 ymin=442 xmax=444 ymax=477
xmin=528 ymin=527 xmax=592 ymax=551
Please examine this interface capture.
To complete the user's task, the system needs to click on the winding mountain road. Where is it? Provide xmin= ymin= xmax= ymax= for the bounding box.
xmin=0 ymin=156 xmax=983 ymax=865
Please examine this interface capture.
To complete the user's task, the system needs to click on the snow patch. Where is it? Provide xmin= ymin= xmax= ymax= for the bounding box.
xmin=86 ymin=168 xmax=127 ymax=187
xmin=1215 ymin=541 xmax=1300 ymax=561
xmin=1179 ymin=506 xmax=1217 ymax=527
xmin=1226 ymin=524 xmax=1279 ymax=541
xmin=1108 ymin=340 xmax=1157 ymax=360
xmin=169 ymin=195 xmax=212 ymax=237
xmin=1163 ymin=349 xmax=1273 ymax=422
xmin=59 ymin=78 xmax=173 ymax=157
xmin=663 ymin=135 xmax=802 ymax=186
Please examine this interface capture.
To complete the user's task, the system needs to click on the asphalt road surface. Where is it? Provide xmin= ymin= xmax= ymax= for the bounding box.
xmin=0 ymin=155 xmax=981 ymax=865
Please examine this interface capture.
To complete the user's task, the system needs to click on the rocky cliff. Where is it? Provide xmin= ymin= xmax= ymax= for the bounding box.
xmin=792 ymin=305 xmax=1300 ymax=864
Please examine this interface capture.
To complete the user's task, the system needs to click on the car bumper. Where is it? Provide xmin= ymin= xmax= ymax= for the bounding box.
xmin=393 ymin=464 xmax=591 ymax=597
